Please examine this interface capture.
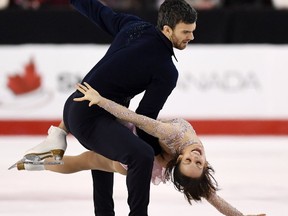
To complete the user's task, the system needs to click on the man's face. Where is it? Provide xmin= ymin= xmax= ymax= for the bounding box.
xmin=170 ymin=22 xmax=196 ymax=50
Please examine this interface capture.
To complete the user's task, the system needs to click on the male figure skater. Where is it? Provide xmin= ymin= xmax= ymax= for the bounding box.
xmin=22 ymin=0 xmax=197 ymax=215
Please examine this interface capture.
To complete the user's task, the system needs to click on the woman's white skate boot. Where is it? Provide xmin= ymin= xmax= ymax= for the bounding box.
xmin=24 ymin=126 xmax=67 ymax=161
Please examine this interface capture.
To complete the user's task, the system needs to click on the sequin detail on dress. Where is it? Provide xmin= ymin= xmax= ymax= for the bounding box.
xmin=100 ymin=97 xmax=198 ymax=156
xmin=158 ymin=118 xmax=197 ymax=155
xmin=98 ymin=97 xmax=247 ymax=215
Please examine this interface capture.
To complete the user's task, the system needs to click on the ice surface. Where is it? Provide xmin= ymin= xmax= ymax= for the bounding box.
xmin=1 ymin=135 xmax=287 ymax=216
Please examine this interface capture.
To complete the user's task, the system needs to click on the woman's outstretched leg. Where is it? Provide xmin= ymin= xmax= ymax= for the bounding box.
xmin=17 ymin=151 xmax=117 ymax=174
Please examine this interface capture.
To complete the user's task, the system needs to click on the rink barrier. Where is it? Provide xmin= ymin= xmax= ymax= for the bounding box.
xmin=0 ymin=119 xmax=288 ymax=135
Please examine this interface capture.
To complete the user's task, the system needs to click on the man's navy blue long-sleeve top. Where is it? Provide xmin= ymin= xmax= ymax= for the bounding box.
xmin=70 ymin=0 xmax=179 ymax=154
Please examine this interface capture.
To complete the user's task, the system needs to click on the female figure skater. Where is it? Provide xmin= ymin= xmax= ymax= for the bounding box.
xmin=16 ymin=82 xmax=265 ymax=216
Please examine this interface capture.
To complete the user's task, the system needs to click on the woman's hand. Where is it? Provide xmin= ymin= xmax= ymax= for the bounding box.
xmin=246 ymin=214 xmax=266 ymax=216
xmin=73 ymin=82 xmax=102 ymax=107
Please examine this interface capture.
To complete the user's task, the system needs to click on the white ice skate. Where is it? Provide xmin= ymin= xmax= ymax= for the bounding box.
xmin=8 ymin=126 xmax=67 ymax=170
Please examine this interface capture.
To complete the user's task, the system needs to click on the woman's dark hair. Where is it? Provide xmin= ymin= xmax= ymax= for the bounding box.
xmin=157 ymin=0 xmax=197 ymax=30
xmin=165 ymin=155 xmax=218 ymax=204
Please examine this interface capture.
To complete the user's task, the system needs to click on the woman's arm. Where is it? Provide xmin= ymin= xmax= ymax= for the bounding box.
xmin=73 ymin=82 xmax=175 ymax=140
xmin=207 ymin=193 xmax=265 ymax=216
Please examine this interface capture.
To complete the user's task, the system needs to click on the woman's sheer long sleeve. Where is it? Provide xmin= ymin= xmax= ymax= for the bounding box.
xmin=207 ymin=193 xmax=244 ymax=216
xmin=98 ymin=97 xmax=174 ymax=140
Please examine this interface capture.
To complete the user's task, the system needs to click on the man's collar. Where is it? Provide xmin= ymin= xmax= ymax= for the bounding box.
xmin=155 ymin=27 xmax=178 ymax=62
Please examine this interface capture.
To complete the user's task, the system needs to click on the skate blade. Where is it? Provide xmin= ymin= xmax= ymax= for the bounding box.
xmin=24 ymin=153 xmax=53 ymax=161
xmin=8 ymin=154 xmax=44 ymax=170
xmin=8 ymin=158 xmax=25 ymax=170
xmin=25 ymin=160 xmax=64 ymax=165
xmin=8 ymin=158 xmax=64 ymax=170
xmin=8 ymin=162 xmax=20 ymax=170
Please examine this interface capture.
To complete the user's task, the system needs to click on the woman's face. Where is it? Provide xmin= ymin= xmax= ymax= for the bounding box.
xmin=177 ymin=142 xmax=206 ymax=178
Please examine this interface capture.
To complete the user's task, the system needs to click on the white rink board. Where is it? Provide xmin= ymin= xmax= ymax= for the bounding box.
xmin=0 ymin=44 xmax=288 ymax=119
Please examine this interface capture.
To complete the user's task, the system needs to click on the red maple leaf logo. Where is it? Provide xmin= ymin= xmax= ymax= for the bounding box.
xmin=7 ymin=59 xmax=41 ymax=95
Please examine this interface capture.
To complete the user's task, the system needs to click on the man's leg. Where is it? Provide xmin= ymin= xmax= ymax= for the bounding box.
xmin=91 ymin=170 xmax=115 ymax=216
xmin=75 ymin=117 xmax=154 ymax=216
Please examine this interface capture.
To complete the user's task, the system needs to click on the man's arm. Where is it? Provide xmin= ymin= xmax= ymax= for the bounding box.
xmin=135 ymin=68 xmax=178 ymax=155
xmin=70 ymin=0 xmax=141 ymax=36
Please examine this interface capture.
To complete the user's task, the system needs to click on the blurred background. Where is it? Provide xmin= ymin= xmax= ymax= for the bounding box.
xmin=0 ymin=0 xmax=288 ymax=215
xmin=1 ymin=0 xmax=288 ymax=44
xmin=1 ymin=0 xmax=288 ymax=135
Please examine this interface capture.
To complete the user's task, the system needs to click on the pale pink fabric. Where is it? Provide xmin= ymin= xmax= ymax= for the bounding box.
xmin=151 ymin=159 xmax=166 ymax=185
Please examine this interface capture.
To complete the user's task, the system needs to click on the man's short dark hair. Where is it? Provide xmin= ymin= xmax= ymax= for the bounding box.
xmin=157 ymin=0 xmax=197 ymax=30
